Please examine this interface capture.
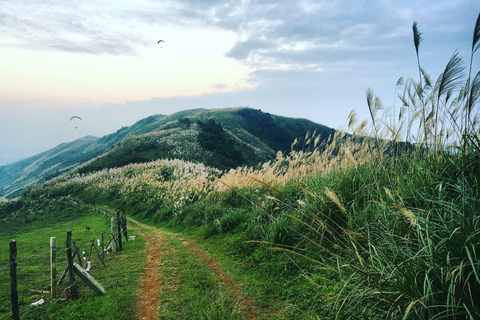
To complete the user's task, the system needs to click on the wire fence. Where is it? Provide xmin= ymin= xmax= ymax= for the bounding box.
xmin=1 ymin=206 xmax=129 ymax=319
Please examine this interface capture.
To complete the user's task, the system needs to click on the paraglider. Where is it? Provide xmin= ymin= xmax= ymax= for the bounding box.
xmin=70 ymin=116 xmax=82 ymax=129
xmin=157 ymin=39 xmax=164 ymax=48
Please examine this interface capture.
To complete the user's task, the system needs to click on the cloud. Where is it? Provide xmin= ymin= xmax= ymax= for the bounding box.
xmin=1 ymin=1 xmax=156 ymax=55
xmin=185 ymin=0 xmax=476 ymax=75
xmin=213 ymin=84 xmax=228 ymax=89
xmin=226 ymin=39 xmax=273 ymax=59
xmin=1 ymin=0 xmax=476 ymax=64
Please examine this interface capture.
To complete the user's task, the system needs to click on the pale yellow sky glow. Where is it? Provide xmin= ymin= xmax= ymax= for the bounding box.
xmin=1 ymin=26 xmax=253 ymax=108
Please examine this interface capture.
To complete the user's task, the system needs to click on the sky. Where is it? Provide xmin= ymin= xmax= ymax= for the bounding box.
xmin=1 ymin=0 xmax=479 ymax=166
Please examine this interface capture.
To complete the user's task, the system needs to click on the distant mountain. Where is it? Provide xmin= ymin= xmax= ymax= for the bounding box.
xmin=0 ymin=136 xmax=98 ymax=198
xmin=0 ymin=114 xmax=165 ymax=199
xmin=0 ymin=107 xmax=335 ymax=198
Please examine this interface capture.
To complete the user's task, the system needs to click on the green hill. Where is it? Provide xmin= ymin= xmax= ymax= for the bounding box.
xmin=0 ymin=136 xmax=100 ymax=199
xmin=0 ymin=107 xmax=334 ymax=198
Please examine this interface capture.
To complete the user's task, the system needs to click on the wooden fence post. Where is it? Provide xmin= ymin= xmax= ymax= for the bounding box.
xmin=111 ymin=217 xmax=118 ymax=252
xmin=66 ymin=231 xmax=78 ymax=299
xmin=50 ymin=237 xmax=57 ymax=298
xmin=102 ymin=233 xmax=105 ymax=260
xmin=122 ymin=209 xmax=128 ymax=242
xmin=10 ymin=240 xmax=20 ymax=320
xmin=117 ymin=210 xmax=122 ymax=251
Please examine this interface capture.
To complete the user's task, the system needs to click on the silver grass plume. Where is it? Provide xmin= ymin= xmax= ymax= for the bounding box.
xmin=466 ymin=13 xmax=480 ymax=134
xmin=366 ymin=88 xmax=382 ymax=136
xmin=413 ymin=21 xmax=423 ymax=86
xmin=472 ymin=13 xmax=480 ymax=55
xmin=413 ymin=21 xmax=428 ymax=140
xmin=435 ymin=51 xmax=465 ymax=146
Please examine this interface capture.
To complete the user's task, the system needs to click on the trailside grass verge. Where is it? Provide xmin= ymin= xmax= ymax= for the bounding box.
xmin=189 ymin=232 xmax=335 ymax=319
xmin=155 ymin=232 xmax=243 ymax=320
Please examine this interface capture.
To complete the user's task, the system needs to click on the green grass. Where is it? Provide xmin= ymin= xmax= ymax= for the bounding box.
xmin=142 ymin=228 xmax=243 ymax=320
xmin=1 ymin=13 xmax=479 ymax=320
xmin=3 ymin=130 xmax=480 ymax=319
xmin=0 ymin=206 xmax=146 ymax=320
xmin=192 ymin=232 xmax=336 ymax=319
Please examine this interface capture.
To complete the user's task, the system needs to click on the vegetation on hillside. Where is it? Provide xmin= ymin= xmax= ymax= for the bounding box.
xmin=0 ymin=108 xmax=334 ymax=199
xmin=1 ymin=14 xmax=480 ymax=319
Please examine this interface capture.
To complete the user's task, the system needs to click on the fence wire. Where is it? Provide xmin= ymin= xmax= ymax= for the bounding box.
xmin=1 ymin=205 xmax=129 ymax=319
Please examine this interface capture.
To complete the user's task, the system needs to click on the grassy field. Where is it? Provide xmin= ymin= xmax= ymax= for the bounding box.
xmin=0 ymin=205 xmax=146 ymax=320
xmin=2 ymin=204 xmax=326 ymax=319
xmin=1 ymin=14 xmax=480 ymax=319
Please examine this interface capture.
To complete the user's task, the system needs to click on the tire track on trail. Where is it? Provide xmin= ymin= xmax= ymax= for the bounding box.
xmin=128 ymin=217 xmax=257 ymax=319
xmin=128 ymin=218 xmax=169 ymax=320
xmin=183 ymin=240 xmax=257 ymax=319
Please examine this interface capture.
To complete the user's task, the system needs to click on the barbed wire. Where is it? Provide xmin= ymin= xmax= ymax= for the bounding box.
xmin=0 ymin=261 xmax=11 ymax=271
xmin=2 ymin=202 xmax=131 ymax=319
xmin=17 ymin=250 xmax=54 ymax=262
xmin=0 ymin=250 xmax=59 ymax=271
xmin=1 ymin=228 xmax=112 ymax=268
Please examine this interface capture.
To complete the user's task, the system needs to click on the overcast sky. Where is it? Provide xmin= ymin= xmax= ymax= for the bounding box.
xmin=1 ymin=0 xmax=479 ymax=166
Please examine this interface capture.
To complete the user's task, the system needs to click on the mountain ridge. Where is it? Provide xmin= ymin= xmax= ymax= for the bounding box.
xmin=0 ymin=107 xmax=335 ymax=198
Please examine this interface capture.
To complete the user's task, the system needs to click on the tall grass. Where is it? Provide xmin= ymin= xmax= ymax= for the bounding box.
xmin=370 ymin=14 xmax=480 ymax=151
xmin=273 ymin=13 xmax=480 ymax=319
xmin=208 ymin=11 xmax=480 ymax=319
xmin=2 ymin=13 xmax=479 ymax=320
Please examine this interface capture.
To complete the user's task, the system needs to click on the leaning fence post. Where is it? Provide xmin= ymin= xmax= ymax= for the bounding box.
xmin=101 ymin=233 xmax=105 ymax=260
xmin=117 ymin=210 xmax=123 ymax=252
xmin=111 ymin=217 xmax=118 ymax=252
xmin=66 ymin=231 xmax=78 ymax=299
xmin=10 ymin=239 xmax=20 ymax=320
xmin=73 ymin=241 xmax=83 ymax=268
xmin=50 ymin=237 xmax=57 ymax=298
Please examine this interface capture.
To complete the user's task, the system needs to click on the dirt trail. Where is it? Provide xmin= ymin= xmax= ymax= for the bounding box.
xmin=128 ymin=217 xmax=257 ymax=319
xmin=129 ymin=219 xmax=168 ymax=320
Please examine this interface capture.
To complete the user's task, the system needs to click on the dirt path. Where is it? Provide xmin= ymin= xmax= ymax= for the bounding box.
xmin=128 ymin=217 xmax=257 ymax=319
xmin=129 ymin=219 xmax=168 ymax=320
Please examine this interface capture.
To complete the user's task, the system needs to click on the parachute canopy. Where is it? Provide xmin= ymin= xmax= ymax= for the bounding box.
xmin=157 ymin=40 xmax=164 ymax=43
xmin=70 ymin=116 xmax=82 ymax=121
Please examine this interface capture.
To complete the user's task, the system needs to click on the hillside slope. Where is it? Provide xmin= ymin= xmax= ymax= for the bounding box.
xmin=0 ymin=108 xmax=334 ymax=198
xmin=0 ymin=136 xmax=101 ymax=198
xmin=77 ymin=108 xmax=335 ymax=174
xmin=0 ymin=115 xmax=166 ymax=199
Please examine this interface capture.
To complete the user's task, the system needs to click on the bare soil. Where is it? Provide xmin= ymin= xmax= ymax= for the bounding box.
xmin=129 ymin=220 xmax=167 ymax=320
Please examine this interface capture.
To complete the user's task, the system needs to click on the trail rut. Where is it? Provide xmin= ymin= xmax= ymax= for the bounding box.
xmin=129 ymin=220 xmax=167 ymax=319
